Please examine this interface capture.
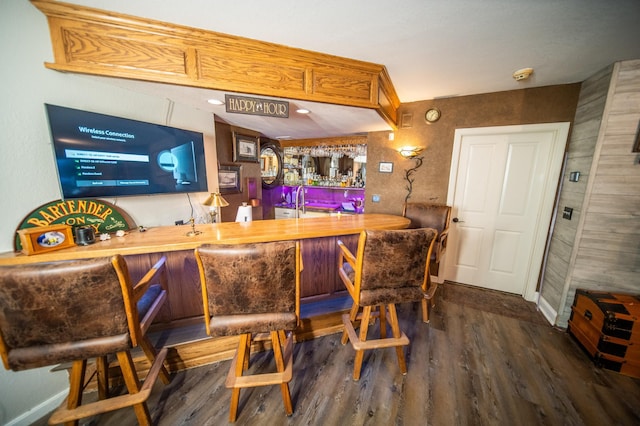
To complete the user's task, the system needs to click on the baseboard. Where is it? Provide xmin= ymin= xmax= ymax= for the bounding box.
xmin=537 ymin=295 xmax=557 ymax=326
xmin=5 ymin=389 xmax=66 ymax=426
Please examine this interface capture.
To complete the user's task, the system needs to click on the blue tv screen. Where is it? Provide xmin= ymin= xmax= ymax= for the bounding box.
xmin=46 ymin=104 xmax=208 ymax=199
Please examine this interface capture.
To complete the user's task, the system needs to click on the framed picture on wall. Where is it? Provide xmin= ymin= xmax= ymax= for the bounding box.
xmin=233 ymin=132 xmax=260 ymax=162
xmin=379 ymin=162 xmax=394 ymax=173
xmin=218 ymin=164 xmax=242 ymax=194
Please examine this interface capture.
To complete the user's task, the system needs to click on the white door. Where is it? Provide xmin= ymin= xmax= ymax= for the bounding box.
xmin=444 ymin=123 xmax=569 ymax=300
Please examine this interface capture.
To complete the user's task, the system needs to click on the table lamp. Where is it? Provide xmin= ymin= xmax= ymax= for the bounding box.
xmin=203 ymin=192 xmax=229 ymax=223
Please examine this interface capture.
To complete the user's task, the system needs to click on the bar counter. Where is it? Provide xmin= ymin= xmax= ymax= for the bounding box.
xmin=0 ymin=214 xmax=409 ymax=265
xmin=0 ymin=214 xmax=411 ymax=372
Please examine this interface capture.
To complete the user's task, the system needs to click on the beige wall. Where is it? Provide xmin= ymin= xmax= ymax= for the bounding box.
xmin=365 ymin=84 xmax=581 ymax=215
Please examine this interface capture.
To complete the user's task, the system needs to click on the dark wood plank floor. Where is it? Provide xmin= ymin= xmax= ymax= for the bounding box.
xmin=36 ymin=283 xmax=640 ymax=425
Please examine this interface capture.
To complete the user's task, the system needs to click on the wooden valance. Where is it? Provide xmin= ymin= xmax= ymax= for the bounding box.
xmin=31 ymin=0 xmax=400 ymax=128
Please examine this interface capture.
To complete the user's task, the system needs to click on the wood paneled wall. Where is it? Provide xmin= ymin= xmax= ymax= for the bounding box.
xmin=213 ymin=121 xmax=264 ymax=222
xmin=541 ymin=60 xmax=640 ymax=327
xmin=539 ymin=65 xmax=613 ymax=322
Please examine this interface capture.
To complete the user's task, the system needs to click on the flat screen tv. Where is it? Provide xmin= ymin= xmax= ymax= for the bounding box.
xmin=45 ymin=104 xmax=208 ymax=199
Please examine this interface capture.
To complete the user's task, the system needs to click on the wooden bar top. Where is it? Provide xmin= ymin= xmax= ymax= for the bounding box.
xmin=0 ymin=214 xmax=409 ymax=265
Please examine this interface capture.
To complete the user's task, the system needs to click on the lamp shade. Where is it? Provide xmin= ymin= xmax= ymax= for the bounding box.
xmin=203 ymin=192 xmax=229 ymax=207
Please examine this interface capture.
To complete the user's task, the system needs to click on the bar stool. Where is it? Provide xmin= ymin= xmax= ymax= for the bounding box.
xmin=337 ymin=228 xmax=437 ymax=380
xmin=403 ymin=202 xmax=451 ymax=322
xmin=0 ymin=255 xmax=171 ymax=425
xmin=195 ymin=240 xmax=301 ymax=423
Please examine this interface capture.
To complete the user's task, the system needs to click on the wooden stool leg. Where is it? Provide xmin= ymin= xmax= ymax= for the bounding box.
xmin=229 ymin=333 xmax=251 ymax=422
xmin=342 ymin=303 xmax=359 ymax=345
xmin=353 ymin=305 xmax=372 ymax=381
xmin=116 ymin=351 xmax=152 ymax=426
xmin=422 ymin=277 xmax=438 ymax=323
xmin=63 ymin=359 xmax=87 ymax=426
xmin=229 ymin=388 xmax=241 ymax=423
xmin=379 ymin=304 xmax=387 ymax=338
xmin=243 ymin=333 xmax=252 ymax=371
xmin=96 ymin=356 xmax=109 ymax=400
xmin=140 ymin=336 xmax=171 ymax=384
xmin=271 ymin=331 xmax=293 ymax=416
xmin=387 ymin=304 xmax=407 ymax=375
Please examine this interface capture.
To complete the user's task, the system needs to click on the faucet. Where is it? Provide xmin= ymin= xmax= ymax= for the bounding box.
xmin=295 ymin=185 xmax=305 ymax=218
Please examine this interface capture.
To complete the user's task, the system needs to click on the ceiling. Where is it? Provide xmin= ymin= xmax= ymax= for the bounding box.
xmin=68 ymin=0 xmax=640 ymax=140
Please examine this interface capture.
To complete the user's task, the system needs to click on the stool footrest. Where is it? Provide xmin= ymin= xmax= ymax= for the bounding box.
xmin=342 ymin=314 xmax=409 ymax=350
xmin=49 ymin=347 xmax=168 ymax=424
xmin=225 ymin=333 xmax=293 ymax=389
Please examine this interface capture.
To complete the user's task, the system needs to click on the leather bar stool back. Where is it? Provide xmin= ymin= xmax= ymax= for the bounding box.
xmin=403 ymin=202 xmax=451 ymax=321
xmin=195 ymin=240 xmax=301 ymax=423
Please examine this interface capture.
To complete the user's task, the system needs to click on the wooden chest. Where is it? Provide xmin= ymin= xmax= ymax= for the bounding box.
xmin=568 ymin=289 xmax=640 ymax=379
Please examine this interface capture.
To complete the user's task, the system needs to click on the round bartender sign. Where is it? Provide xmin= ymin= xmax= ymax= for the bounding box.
xmin=14 ymin=199 xmax=136 ymax=251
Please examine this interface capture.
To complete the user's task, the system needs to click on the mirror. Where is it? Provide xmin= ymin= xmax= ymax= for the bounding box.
xmin=282 ymin=145 xmax=366 ymax=188
xmin=260 ymin=142 xmax=283 ymax=188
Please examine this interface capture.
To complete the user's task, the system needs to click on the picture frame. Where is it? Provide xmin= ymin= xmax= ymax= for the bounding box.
xmin=400 ymin=112 xmax=413 ymax=128
xmin=17 ymin=224 xmax=75 ymax=256
xmin=218 ymin=164 xmax=242 ymax=194
xmin=233 ymin=132 xmax=260 ymax=162
xmin=379 ymin=162 xmax=394 ymax=173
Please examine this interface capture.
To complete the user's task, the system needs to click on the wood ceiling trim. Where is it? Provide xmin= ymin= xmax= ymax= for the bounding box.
xmin=31 ymin=0 xmax=399 ymax=128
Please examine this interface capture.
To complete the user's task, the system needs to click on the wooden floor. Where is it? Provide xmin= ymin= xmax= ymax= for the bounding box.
xmin=37 ymin=283 xmax=640 ymax=425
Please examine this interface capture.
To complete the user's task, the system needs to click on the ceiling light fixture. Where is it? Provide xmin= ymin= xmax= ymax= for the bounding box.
xmin=207 ymin=98 xmax=224 ymax=105
xmin=513 ymin=67 xmax=534 ymax=81
xmin=296 ymin=108 xmax=310 ymax=114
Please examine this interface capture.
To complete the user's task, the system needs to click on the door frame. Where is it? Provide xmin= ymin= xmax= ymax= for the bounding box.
xmin=444 ymin=123 xmax=570 ymax=301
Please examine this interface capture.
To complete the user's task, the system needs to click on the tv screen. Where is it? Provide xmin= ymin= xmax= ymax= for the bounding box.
xmin=45 ymin=104 xmax=208 ymax=199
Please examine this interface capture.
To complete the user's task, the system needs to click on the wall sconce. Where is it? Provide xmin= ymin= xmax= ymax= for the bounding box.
xmin=202 ymin=192 xmax=229 ymax=224
xmin=397 ymin=147 xmax=425 ymax=203
xmin=398 ymin=146 xmax=424 ymax=158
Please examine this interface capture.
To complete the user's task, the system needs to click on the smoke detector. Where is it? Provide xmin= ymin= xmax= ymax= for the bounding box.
xmin=513 ymin=67 xmax=534 ymax=81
